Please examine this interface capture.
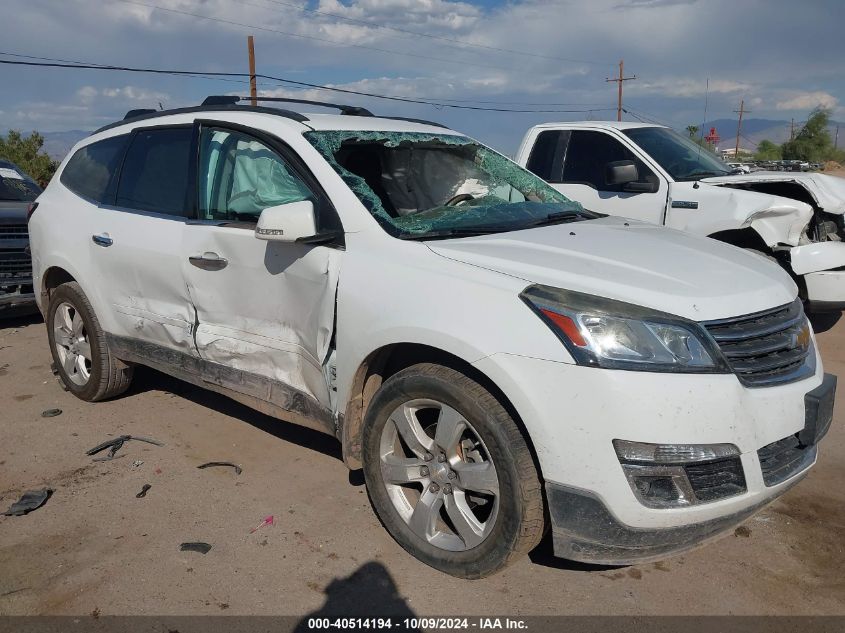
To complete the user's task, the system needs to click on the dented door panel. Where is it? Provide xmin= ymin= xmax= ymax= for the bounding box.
xmin=182 ymin=223 xmax=340 ymax=409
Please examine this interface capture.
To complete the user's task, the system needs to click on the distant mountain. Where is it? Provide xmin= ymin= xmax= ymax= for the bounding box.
xmin=698 ymin=118 xmax=841 ymax=150
xmin=40 ymin=130 xmax=90 ymax=161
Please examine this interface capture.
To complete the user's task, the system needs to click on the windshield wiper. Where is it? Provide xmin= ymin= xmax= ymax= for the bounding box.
xmin=397 ymin=226 xmax=514 ymax=241
xmin=679 ymin=170 xmax=730 ymax=180
xmin=519 ymin=209 xmax=598 ymax=229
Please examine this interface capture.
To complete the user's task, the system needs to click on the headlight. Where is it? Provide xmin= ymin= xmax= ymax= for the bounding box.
xmin=520 ymin=285 xmax=730 ymax=373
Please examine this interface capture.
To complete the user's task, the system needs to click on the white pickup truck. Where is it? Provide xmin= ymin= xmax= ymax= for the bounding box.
xmin=515 ymin=122 xmax=845 ymax=312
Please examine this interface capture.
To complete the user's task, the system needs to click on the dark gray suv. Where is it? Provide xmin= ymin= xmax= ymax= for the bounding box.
xmin=0 ymin=159 xmax=41 ymax=315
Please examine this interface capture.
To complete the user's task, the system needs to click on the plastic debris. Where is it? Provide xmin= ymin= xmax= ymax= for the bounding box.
xmin=86 ymin=435 xmax=164 ymax=462
xmin=41 ymin=409 xmax=62 ymax=418
xmin=136 ymin=484 xmax=151 ymax=498
xmin=250 ymin=515 xmax=274 ymax=534
xmin=132 ymin=460 xmax=144 ymax=469
xmin=180 ymin=542 xmax=212 ymax=554
xmin=3 ymin=489 xmax=53 ymax=516
xmin=197 ymin=461 xmax=243 ymax=475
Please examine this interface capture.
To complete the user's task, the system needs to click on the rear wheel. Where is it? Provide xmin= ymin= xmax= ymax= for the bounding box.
xmin=47 ymin=281 xmax=133 ymax=401
xmin=362 ymin=363 xmax=544 ymax=578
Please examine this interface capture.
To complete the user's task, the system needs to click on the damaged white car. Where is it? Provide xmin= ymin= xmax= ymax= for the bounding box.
xmin=29 ymin=98 xmax=835 ymax=578
xmin=516 ymin=122 xmax=845 ymax=312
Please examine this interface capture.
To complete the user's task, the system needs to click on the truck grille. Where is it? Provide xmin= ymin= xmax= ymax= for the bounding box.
xmin=0 ymin=251 xmax=32 ymax=279
xmin=703 ymin=299 xmax=813 ymax=387
xmin=757 ymin=434 xmax=816 ymax=486
xmin=0 ymin=224 xmax=28 ymax=240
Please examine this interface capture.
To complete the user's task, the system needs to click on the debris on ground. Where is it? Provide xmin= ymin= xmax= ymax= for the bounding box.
xmin=249 ymin=515 xmax=274 ymax=534
xmin=3 ymin=489 xmax=53 ymax=516
xmin=41 ymin=408 xmax=62 ymax=418
xmin=180 ymin=542 xmax=212 ymax=554
xmin=197 ymin=461 xmax=242 ymax=475
xmin=136 ymin=484 xmax=151 ymax=498
xmin=132 ymin=460 xmax=144 ymax=469
xmin=86 ymin=435 xmax=164 ymax=462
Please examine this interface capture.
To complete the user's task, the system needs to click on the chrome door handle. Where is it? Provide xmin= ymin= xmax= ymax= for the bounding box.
xmin=92 ymin=234 xmax=113 ymax=247
xmin=189 ymin=252 xmax=228 ymax=271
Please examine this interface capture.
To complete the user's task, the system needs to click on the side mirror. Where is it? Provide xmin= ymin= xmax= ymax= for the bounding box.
xmin=255 ymin=200 xmax=316 ymax=242
xmin=622 ymin=180 xmax=659 ymax=193
xmin=605 ymin=160 xmax=639 ymax=186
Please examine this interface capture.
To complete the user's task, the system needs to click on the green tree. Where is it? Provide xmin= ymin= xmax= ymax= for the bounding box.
xmin=754 ymin=139 xmax=782 ymax=161
xmin=781 ymin=108 xmax=833 ymax=162
xmin=0 ymin=130 xmax=58 ymax=187
xmin=686 ymin=124 xmax=699 ymax=138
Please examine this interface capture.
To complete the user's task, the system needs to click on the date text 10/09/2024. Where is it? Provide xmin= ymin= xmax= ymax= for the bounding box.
xmin=306 ymin=618 xmax=529 ymax=630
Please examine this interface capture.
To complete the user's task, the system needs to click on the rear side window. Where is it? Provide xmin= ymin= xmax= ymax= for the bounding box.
xmin=525 ymin=130 xmax=570 ymax=183
xmin=60 ymin=135 xmax=129 ymax=203
xmin=116 ymin=127 xmax=193 ymax=216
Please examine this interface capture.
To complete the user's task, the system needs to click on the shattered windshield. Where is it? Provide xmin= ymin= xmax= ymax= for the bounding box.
xmin=304 ymin=131 xmax=591 ymax=239
xmin=623 ymin=127 xmax=732 ymax=181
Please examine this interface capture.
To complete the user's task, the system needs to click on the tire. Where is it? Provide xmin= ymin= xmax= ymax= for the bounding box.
xmin=46 ymin=281 xmax=133 ymax=401
xmin=362 ymin=363 xmax=544 ymax=579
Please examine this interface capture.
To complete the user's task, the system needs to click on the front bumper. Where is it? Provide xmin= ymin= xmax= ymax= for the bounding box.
xmin=790 ymin=241 xmax=845 ymax=307
xmin=546 ymin=475 xmax=806 ymax=564
xmin=0 ymin=284 xmax=36 ymax=314
xmin=472 ymin=350 xmax=832 ymax=549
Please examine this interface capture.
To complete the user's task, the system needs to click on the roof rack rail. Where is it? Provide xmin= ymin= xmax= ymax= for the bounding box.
xmin=124 ymin=108 xmax=157 ymax=120
xmin=202 ymin=95 xmax=373 ymax=117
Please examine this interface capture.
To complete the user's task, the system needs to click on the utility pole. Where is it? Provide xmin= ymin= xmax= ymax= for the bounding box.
xmin=247 ymin=35 xmax=257 ymax=107
xmin=790 ymin=118 xmax=795 ymax=141
xmin=734 ymin=99 xmax=750 ymax=158
xmin=606 ymin=59 xmax=636 ymax=122
xmin=835 ymin=125 xmax=840 ymax=150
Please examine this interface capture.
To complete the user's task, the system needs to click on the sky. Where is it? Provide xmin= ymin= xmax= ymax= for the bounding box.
xmin=1 ymin=0 xmax=843 ymax=154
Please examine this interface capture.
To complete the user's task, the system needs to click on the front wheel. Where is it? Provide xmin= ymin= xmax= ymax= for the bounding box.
xmin=362 ymin=363 xmax=544 ymax=578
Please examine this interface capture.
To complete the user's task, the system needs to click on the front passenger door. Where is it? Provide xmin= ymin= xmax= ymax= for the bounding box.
xmin=181 ymin=122 xmax=342 ymax=429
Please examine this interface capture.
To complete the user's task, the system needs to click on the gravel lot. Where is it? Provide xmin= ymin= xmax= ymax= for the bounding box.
xmin=0 ymin=311 xmax=843 ymax=617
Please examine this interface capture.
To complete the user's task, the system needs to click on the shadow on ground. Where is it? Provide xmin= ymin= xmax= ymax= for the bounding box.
xmin=295 ymin=562 xmax=420 ymax=631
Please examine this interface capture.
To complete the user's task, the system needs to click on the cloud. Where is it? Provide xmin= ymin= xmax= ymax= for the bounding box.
xmin=630 ymin=78 xmax=751 ymax=99
xmin=775 ymin=91 xmax=838 ymax=111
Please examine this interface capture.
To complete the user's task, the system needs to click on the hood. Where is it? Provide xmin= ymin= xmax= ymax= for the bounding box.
xmin=669 ymin=181 xmax=812 ymax=247
xmin=703 ymin=172 xmax=845 ymax=215
xmin=427 ymin=216 xmax=796 ymax=322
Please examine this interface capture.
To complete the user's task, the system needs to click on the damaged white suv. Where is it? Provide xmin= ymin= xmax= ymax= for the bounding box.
xmin=29 ymin=97 xmax=836 ymax=578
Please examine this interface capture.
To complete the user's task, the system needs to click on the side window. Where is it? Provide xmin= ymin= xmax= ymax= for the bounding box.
xmin=525 ymin=130 xmax=570 ymax=183
xmin=562 ymin=131 xmax=657 ymax=192
xmin=198 ymin=127 xmax=315 ymax=222
xmin=115 ymin=127 xmax=193 ymax=216
xmin=60 ymin=135 xmax=129 ymax=203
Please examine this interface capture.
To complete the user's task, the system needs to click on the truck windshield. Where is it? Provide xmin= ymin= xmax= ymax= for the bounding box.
xmin=305 ymin=130 xmax=591 ymax=239
xmin=0 ymin=171 xmax=41 ymax=202
xmin=623 ymin=127 xmax=732 ymax=181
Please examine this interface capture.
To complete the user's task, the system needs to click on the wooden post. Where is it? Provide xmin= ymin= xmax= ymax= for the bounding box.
xmin=248 ymin=35 xmax=257 ymax=107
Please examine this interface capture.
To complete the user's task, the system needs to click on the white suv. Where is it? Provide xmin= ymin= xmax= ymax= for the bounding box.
xmin=29 ymin=97 xmax=836 ymax=578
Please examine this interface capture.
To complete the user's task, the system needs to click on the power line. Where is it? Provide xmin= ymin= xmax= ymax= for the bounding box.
xmin=117 ymin=0 xmax=519 ymax=72
xmin=253 ymin=0 xmax=613 ymax=66
xmin=0 ymin=56 xmax=618 ymax=114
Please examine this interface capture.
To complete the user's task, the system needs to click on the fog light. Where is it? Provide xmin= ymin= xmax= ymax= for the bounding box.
xmin=614 ymin=440 xmax=743 ymax=509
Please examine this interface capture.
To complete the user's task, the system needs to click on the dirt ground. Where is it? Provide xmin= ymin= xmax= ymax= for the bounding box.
xmin=0 ymin=311 xmax=843 ymax=617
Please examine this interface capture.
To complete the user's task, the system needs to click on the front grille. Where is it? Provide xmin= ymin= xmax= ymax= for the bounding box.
xmin=0 ymin=224 xmax=28 ymax=240
xmin=684 ymin=457 xmax=747 ymax=502
xmin=757 ymin=434 xmax=816 ymax=486
xmin=0 ymin=251 xmax=32 ymax=279
xmin=703 ymin=299 xmax=813 ymax=387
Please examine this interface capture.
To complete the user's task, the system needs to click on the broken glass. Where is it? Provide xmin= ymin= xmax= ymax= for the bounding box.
xmin=305 ymin=131 xmax=587 ymax=237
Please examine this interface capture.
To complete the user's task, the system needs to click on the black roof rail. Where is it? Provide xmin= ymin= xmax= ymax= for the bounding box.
xmin=203 ymin=95 xmax=374 ymax=117
xmin=124 ymin=108 xmax=157 ymax=120
xmin=93 ymin=104 xmax=309 ymax=135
